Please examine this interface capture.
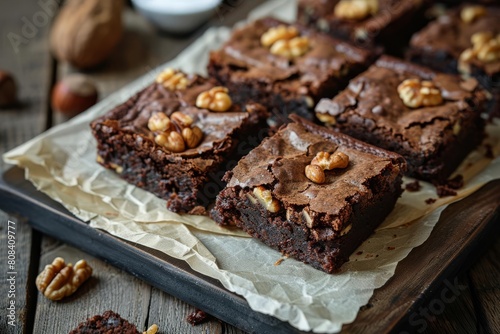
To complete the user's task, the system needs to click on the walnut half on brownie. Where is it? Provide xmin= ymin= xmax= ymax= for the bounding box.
xmin=91 ymin=68 xmax=268 ymax=214
xmin=408 ymin=4 xmax=500 ymax=116
xmin=211 ymin=115 xmax=406 ymax=273
xmin=315 ymin=56 xmax=488 ymax=183
xmin=297 ymin=0 xmax=428 ymax=51
xmin=208 ymin=17 xmax=379 ymax=126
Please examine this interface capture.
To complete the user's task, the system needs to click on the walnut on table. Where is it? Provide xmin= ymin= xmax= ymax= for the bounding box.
xmin=35 ymin=257 xmax=92 ymax=301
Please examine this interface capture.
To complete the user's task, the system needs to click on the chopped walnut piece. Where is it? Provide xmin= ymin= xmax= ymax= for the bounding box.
xmin=397 ymin=79 xmax=443 ymax=108
xmin=471 ymin=31 xmax=494 ymax=48
xmin=311 ymin=151 xmax=349 ymax=170
xmin=261 ymin=24 xmax=310 ymax=58
xmin=155 ymin=131 xmax=186 ymax=153
xmin=36 ymin=257 xmax=92 ymax=301
xmin=334 ymin=0 xmax=379 ymax=21
xmin=316 ymin=112 xmax=337 ymax=125
xmin=459 ymin=31 xmax=500 ymax=74
xmin=306 ymin=151 xmax=349 ymax=184
xmin=477 ymin=38 xmax=500 ymax=62
xmin=260 ymin=25 xmax=298 ymax=47
xmin=305 ymin=164 xmax=325 ymax=184
xmin=170 ymin=111 xmax=194 ymax=127
xmin=148 ymin=112 xmax=172 ymax=132
xmin=149 ymin=111 xmax=204 ymax=152
xmin=274 ymin=258 xmax=285 ymax=266
xmin=270 ymin=36 xmax=310 ymax=59
xmin=143 ymin=324 xmax=159 ymax=334
xmin=253 ymin=186 xmax=280 ymax=213
xmin=156 ymin=68 xmax=188 ymax=90
xmin=195 ymin=86 xmax=232 ymax=112
xmin=182 ymin=126 xmax=203 ymax=148
xmin=460 ymin=5 xmax=486 ymax=24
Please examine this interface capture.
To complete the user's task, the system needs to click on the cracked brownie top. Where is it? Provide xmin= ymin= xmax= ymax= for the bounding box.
xmin=223 ymin=115 xmax=406 ymax=232
xmin=209 ymin=17 xmax=377 ymax=96
xmin=315 ymin=56 xmax=488 ymax=154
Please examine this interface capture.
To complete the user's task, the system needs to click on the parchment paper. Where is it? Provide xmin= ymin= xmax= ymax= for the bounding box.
xmin=4 ymin=0 xmax=500 ymax=332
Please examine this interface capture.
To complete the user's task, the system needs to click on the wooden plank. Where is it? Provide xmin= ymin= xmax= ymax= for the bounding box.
xmin=421 ymin=273 xmax=478 ymax=334
xmin=0 ymin=0 xmax=54 ymax=170
xmin=343 ymin=180 xmax=500 ymax=333
xmin=0 ymin=1 xmax=54 ymax=334
xmin=0 ymin=210 xmax=39 ymax=334
xmin=148 ymin=287 xmax=245 ymax=333
xmin=468 ymin=239 xmax=500 ymax=334
xmin=32 ymin=244 xmax=152 ymax=333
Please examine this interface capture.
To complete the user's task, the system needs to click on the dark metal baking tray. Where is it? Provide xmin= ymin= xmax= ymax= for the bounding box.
xmin=1 ymin=166 xmax=499 ymax=333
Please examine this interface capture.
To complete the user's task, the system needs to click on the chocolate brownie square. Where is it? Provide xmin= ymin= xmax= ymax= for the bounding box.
xmin=297 ymin=0 xmax=428 ymax=51
xmin=69 ymin=310 xmax=140 ymax=334
xmin=207 ymin=17 xmax=378 ymax=126
xmin=211 ymin=115 xmax=406 ymax=273
xmin=91 ymin=69 xmax=268 ymax=214
xmin=315 ymin=56 xmax=488 ymax=183
xmin=408 ymin=4 xmax=500 ymax=116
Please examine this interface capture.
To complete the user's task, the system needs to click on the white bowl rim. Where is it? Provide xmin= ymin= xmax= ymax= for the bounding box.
xmin=132 ymin=0 xmax=222 ymax=14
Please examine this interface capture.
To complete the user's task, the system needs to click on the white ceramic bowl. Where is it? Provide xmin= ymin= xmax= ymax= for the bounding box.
xmin=132 ymin=0 xmax=222 ymax=34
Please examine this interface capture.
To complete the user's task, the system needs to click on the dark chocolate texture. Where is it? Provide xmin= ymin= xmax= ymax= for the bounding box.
xmin=68 ymin=310 xmax=140 ymax=334
xmin=298 ymin=0 xmax=427 ymax=51
xmin=408 ymin=5 xmax=500 ymax=115
xmin=212 ymin=115 xmax=406 ymax=273
xmin=208 ymin=17 xmax=377 ymax=126
xmin=91 ymin=73 xmax=268 ymax=213
xmin=315 ymin=56 xmax=487 ymax=182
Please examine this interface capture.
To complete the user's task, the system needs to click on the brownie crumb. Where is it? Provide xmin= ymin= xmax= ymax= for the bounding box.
xmin=356 ymin=251 xmax=363 ymax=255
xmin=387 ymin=246 xmax=395 ymax=251
xmin=425 ymin=198 xmax=437 ymax=204
xmin=485 ymin=144 xmax=494 ymax=159
xmin=405 ymin=180 xmax=421 ymax=192
xmin=436 ymin=185 xmax=457 ymax=197
xmin=392 ymin=234 xmax=397 ymax=238
xmin=435 ymin=174 xmax=464 ymax=198
xmin=446 ymin=175 xmax=464 ymax=190
xmin=187 ymin=309 xmax=210 ymax=326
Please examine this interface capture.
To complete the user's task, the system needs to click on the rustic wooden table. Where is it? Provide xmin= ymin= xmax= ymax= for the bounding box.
xmin=0 ymin=1 xmax=498 ymax=333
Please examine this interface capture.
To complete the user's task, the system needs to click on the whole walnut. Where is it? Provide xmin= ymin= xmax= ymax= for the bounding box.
xmin=50 ymin=0 xmax=123 ymax=69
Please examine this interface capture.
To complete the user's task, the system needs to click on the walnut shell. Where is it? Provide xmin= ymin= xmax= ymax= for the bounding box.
xmin=50 ymin=0 xmax=123 ymax=69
